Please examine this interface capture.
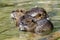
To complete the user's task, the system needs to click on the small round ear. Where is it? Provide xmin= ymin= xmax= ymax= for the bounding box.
xmin=16 ymin=9 xmax=19 ymax=12
xmin=19 ymin=9 xmax=26 ymax=13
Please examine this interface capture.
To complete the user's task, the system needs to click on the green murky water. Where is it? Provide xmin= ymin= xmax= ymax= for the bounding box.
xmin=0 ymin=0 xmax=60 ymax=40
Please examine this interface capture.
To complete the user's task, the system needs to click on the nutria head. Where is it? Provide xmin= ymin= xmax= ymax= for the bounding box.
xmin=11 ymin=9 xmax=26 ymax=20
xmin=25 ymin=7 xmax=49 ymax=21
xmin=11 ymin=9 xmax=26 ymax=26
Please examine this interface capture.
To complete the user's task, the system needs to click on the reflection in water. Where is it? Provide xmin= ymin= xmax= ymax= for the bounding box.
xmin=19 ymin=31 xmax=60 ymax=40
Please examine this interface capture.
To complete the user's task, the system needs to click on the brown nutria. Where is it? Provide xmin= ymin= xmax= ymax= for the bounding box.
xmin=10 ymin=7 xmax=54 ymax=35
xmin=19 ymin=7 xmax=54 ymax=35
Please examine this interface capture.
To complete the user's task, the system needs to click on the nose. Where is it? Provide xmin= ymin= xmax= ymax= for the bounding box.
xmin=19 ymin=24 xmax=27 ymax=31
xmin=19 ymin=29 xmax=26 ymax=32
xmin=11 ymin=13 xmax=16 ymax=20
xmin=19 ymin=27 xmax=27 ymax=32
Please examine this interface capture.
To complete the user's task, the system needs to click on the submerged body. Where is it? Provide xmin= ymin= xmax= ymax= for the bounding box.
xmin=34 ymin=19 xmax=53 ymax=34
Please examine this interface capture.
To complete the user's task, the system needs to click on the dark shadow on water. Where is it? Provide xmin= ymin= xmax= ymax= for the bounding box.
xmin=53 ymin=27 xmax=60 ymax=32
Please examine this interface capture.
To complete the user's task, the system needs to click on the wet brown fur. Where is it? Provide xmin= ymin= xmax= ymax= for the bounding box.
xmin=11 ymin=9 xmax=26 ymax=27
xmin=21 ymin=7 xmax=54 ymax=34
xmin=11 ymin=7 xmax=54 ymax=35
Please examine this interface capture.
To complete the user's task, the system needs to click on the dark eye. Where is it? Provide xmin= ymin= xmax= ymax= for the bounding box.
xmin=39 ymin=14 xmax=41 ymax=16
xmin=20 ymin=10 xmax=23 ymax=12
xmin=22 ymin=16 xmax=25 ymax=19
xmin=32 ymin=20 xmax=36 ymax=23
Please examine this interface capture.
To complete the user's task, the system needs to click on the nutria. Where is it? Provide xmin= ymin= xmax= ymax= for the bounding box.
xmin=19 ymin=7 xmax=54 ymax=35
xmin=11 ymin=7 xmax=54 ymax=35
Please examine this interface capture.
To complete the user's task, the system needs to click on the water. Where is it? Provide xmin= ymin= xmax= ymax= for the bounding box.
xmin=0 ymin=0 xmax=60 ymax=40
